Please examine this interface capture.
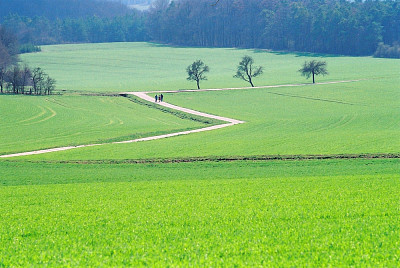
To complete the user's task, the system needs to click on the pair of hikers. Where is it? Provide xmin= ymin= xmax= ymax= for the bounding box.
xmin=155 ymin=94 xmax=164 ymax=102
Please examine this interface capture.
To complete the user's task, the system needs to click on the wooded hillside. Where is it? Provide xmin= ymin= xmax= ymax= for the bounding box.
xmin=0 ymin=0 xmax=399 ymax=57
xmin=0 ymin=0 xmax=130 ymax=20
xmin=147 ymin=0 xmax=400 ymax=56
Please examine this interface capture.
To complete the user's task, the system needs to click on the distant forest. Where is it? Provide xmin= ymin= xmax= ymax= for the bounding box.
xmin=0 ymin=0 xmax=131 ymax=20
xmin=0 ymin=0 xmax=399 ymax=57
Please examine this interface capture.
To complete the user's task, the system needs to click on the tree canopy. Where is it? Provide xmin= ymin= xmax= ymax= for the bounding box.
xmin=186 ymin=60 xmax=209 ymax=89
xmin=0 ymin=0 xmax=130 ymax=21
xmin=0 ymin=26 xmax=19 ymax=93
xmin=147 ymin=0 xmax=400 ymax=57
xmin=1 ymin=0 xmax=399 ymax=57
xmin=234 ymin=56 xmax=263 ymax=87
xmin=299 ymin=60 xmax=328 ymax=84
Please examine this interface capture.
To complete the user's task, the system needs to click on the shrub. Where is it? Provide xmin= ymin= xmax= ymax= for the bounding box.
xmin=374 ymin=42 xmax=400 ymax=59
xmin=19 ymin=43 xmax=41 ymax=54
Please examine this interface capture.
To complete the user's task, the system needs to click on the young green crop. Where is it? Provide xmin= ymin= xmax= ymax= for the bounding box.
xmin=3 ymin=42 xmax=399 ymax=266
xmin=0 ymin=159 xmax=399 ymax=266
xmin=0 ymin=95 xmax=205 ymax=154
xmin=20 ymin=42 xmax=400 ymax=92
xmin=21 ymin=78 xmax=399 ymax=161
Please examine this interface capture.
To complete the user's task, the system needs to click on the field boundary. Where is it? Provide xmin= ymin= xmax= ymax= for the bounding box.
xmin=6 ymin=153 xmax=400 ymax=164
xmin=0 ymin=80 xmax=365 ymax=159
xmin=122 ymin=79 xmax=364 ymax=94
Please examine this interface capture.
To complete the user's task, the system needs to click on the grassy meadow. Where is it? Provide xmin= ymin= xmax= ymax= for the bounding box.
xmin=0 ymin=95 xmax=206 ymax=155
xmin=1 ymin=42 xmax=399 ymax=266
xmin=1 ymin=159 xmax=399 ymax=266
xmin=21 ymin=42 xmax=400 ymax=92
xmin=19 ymin=78 xmax=400 ymax=161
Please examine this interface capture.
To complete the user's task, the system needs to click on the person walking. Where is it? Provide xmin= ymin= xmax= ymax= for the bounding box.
xmin=160 ymin=94 xmax=164 ymax=102
xmin=155 ymin=95 xmax=158 ymax=102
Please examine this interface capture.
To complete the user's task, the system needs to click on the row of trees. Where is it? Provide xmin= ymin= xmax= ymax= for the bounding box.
xmin=187 ymin=56 xmax=328 ymax=89
xmin=2 ymin=13 xmax=147 ymax=45
xmin=1 ymin=0 xmax=399 ymax=57
xmin=0 ymin=26 xmax=55 ymax=95
xmin=1 ymin=65 xmax=55 ymax=95
xmin=148 ymin=0 xmax=400 ymax=57
xmin=0 ymin=0 xmax=130 ymax=21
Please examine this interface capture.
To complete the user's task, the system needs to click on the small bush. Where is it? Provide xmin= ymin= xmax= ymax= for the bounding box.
xmin=19 ymin=43 xmax=41 ymax=54
xmin=374 ymin=42 xmax=400 ymax=59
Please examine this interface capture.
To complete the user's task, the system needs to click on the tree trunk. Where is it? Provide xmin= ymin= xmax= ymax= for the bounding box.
xmin=312 ymin=72 xmax=315 ymax=83
xmin=249 ymin=78 xmax=254 ymax=87
xmin=197 ymin=80 xmax=200 ymax=89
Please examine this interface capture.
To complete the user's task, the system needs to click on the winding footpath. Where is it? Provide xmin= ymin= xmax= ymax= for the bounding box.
xmin=1 ymin=80 xmax=360 ymax=158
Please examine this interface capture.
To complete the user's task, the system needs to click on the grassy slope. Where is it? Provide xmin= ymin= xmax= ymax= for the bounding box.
xmin=2 ymin=43 xmax=399 ymax=266
xmin=0 ymin=95 xmax=205 ymax=154
xmin=21 ymin=77 xmax=399 ymax=161
xmin=21 ymin=42 xmax=400 ymax=92
xmin=0 ymin=159 xmax=399 ymax=266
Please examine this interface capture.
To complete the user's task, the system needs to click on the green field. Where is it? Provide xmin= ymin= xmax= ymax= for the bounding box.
xmin=1 ymin=159 xmax=399 ymax=266
xmin=18 ymin=78 xmax=400 ymax=161
xmin=21 ymin=42 xmax=400 ymax=92
xmin=0 ymin=95 xmax=206 ymax=155
xmin=2 ymin=42 xmax=400 ymax=266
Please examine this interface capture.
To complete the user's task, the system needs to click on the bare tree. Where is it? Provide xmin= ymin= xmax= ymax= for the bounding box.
xmin=30 ymin=67 xmax=56 ymax=95
xmin=31 ymin=67 xmax=45 ymax=95
xmin=0 ymin=26 xmax=18 ymax=64
xmin=44 ymin=76 xmax=56 ymax=95
xmin=0 ymin=43 xmax=12 ymax=94
xmin=186 ymin=60 xmax=209 ymax=89
xmin=20 ymin=64 xmax=32 ymax=94
xmin=6 ymin=66 xmax=23 ymax=94
xmin=234 ymin=55 xmax=263 ymax=87
xmin=299 ymin=60 xmax=328 ymax=84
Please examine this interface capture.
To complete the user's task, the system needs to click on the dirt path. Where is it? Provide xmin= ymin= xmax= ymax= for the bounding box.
xmin=0 ymin=80 xmax=360 ymax=158
xmin=130 ymin=92 xmax=244 ymax=125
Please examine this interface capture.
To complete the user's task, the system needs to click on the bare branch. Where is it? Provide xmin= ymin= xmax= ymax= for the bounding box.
xmin=211 ymin=0 xmax=220 ymax=6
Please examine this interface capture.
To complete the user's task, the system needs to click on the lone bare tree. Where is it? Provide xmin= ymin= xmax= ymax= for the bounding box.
xmin=186 ymin=60 xmax=209 ymax=89
xmin=234 ymin=55 xmax=263 ymax=87
xmin=299 ymin=60 xmax=328 ymax=83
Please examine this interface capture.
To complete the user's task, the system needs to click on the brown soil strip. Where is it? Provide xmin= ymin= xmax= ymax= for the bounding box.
xmin=10 ymin=153 xmax=400 ymax=165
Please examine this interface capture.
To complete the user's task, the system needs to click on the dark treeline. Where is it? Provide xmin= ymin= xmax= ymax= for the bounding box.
xmin=0 ymin=26 xmax=19 ymax=93
xmin=0 ymin=27 xmax=18 ymax=65
xmin=0 ymin=0 xmax=131 ymax=21
xmin=147 ymin=0 xmax=400 ymax=56
xmin=1 ymin=0 xmax=400 ymax=57
xmin=0 ymin=0 xmax=146 ymax=47
xmin=2 ymin=13 xmax=148 ymax=45
xmin=3 ymin=65 xmax=56 ymax=95
xmin=0 ymin=26 xmax=55 ymax=95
